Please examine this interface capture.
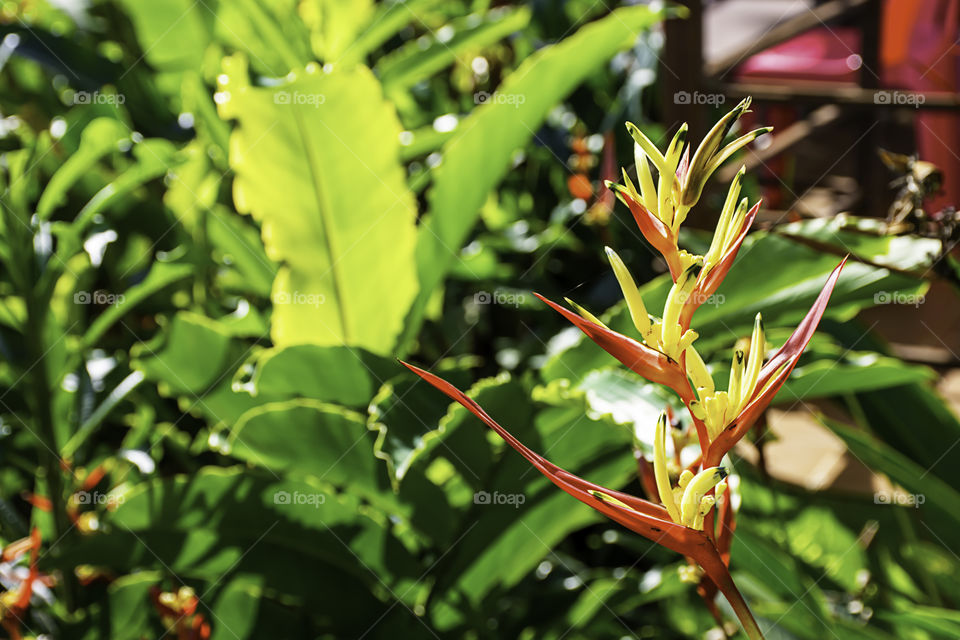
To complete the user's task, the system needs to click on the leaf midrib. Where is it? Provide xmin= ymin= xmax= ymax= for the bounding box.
xmin=291 ymin=103 xmax=350 ymax=341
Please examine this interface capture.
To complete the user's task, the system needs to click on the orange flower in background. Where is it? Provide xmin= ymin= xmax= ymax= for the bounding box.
xmin=150 ymin=586 xmax=212 ymax=640
xmin=0 ymin=528 xmax=43 ymax=640
xmin=405 ymin=99 xmax=846 ymax=640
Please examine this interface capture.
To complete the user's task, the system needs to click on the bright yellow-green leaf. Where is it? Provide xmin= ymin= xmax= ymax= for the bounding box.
xmin=220 ymin=58 xmax=419 ymax=354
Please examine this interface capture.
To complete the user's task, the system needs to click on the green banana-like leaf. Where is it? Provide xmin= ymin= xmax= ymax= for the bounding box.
xmin=406 ymin=4 xmax=669 ymax=343
xmin=219 ymin=56 xmax=419 ymax=354
xmin=376 ymin=7 xmax=532 ymax=94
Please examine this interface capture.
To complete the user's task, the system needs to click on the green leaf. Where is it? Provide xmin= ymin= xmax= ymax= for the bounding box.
xmin=821 ymin=416 xmax=960 ymax=529
xmin=407 ymin=4 xmax=667 ymax=343
xmin=570 ymin=367 xmax=679 ymax=452
xmin=246 ymin=344 xmax=395 ymax=406
xmin=82 ymin=261 xmax=193 ymax=349
xmin=228 ymin=400 xmax=393 ymax=503
xmin=854 ymin=383 xmax=960 ymax=487
xmin=376 ymin=7 xmax=532 ymax=93
xmin=210 ymin=575 xmax=263 ymax=640
xmin=36 ymin=117 xmax=130 ymax=220
xmin=543 ymin=232 xmax=927 ymax=382
xmin=107 ymin=467 xmax=411 ymax=578
xmin=207 ymin=208 xmax=276 ymax=298
xmin=301 ymin=0 xmax=375 ymax=62
xmin=340 ymin=0 xmax=446 ymax=67
xmin=105 ymin=572 xmax=160 ymax=640
xmin=132 ymin=312 xmax=277 ymax=425
xmin=133 ymin=312 xmax=233 ymax=395
xmin=777 ymin=352 xmax=934 ymax=402
xmin=367 ymin=364 xmax=474 ymax=485
xmin=115 ymin=0 xmax=211 ymax=71
xmin=778 ymin=216 xmax=943 ymax=273
xmin=219 ymin=58 xmax=419 ymax=355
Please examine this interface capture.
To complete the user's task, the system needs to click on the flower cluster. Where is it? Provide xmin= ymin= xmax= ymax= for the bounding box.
xmin=0 ymin=528 xmax=45 ymax=640
xmin=150 ymin=585 xmax=212 ymax=640
xmin=404 ymin=98 xmax=845 ymax=639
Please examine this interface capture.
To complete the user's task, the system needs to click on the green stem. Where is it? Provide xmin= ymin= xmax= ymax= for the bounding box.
xmin=696 ymin=548 xmax=765 ymax=640
xmin=25 ymin=291 xmax=77 ymax=612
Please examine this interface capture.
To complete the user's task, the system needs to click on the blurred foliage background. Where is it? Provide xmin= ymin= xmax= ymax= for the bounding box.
xmin=0 ymin=0 xmax=958 ymax=638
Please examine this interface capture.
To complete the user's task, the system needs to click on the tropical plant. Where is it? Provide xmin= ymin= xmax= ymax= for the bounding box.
xmin=404 ymin=99 xmax=846 ymax=639
xmin=0 ymin=2 xmax=958 ymax=639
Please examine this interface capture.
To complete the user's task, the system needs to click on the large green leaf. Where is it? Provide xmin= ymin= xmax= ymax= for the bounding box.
xmin=854 ymin=383 xmax=960 ymax=487
xmin=543 ymin=232 xmax=927 ymax=382
xmin=106 ymin=466 xmax=413 ymax=583
xmin=132 ymin=312 xmax=280 ymax=425
xmin=117 ymin=0 xmax=308 ymax=77
xmin=821 ymin=416 xmax=960 ymax=530
xmin=227 ymin=400 xmax=398 ymax=509
xmin=339 ymin=0 xmax=447 ymax=67
xmin=115 ymin=0 xmax=212 ymax=71
xmin=376 ymin=7 xmax=532 ymax=93
xmin=406 ymin=4 xmax=669 ymax=342
xmin=219 ymin=57 xmax=419 ymax=355
xmin=778 ymin=216 xmax=943 ymax=273
xmin=777 ymin=351 xmax=934 ymax=403
xmin=245 ymin=344 xmax=395 ymax=406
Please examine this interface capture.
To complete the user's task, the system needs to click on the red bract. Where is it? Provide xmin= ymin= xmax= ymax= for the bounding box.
xmin=400 ymin=361 xmax=764 ymax=639
xmin=534 ymin=293 xmax=692 ymax=400
xmin=705 ymin=257 xmax=847 ymax=466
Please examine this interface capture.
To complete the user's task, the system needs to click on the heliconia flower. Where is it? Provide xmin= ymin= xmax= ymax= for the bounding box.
xmin=400 ymin=361 xmax=765 ymax=639
xmin=407 ymin=100 xmax=845 ymax=640
xmin=533 ymin=293 xmax=694 ymax=401
xmin=680 ymin=98 xmax=772 ymax=209
xmin=607 ymin=181 xmax=683 ymax=279
xmin=676 ymin=193 xmax=762 ymax=331
xmin=703 ymin=256 xmax=847 ymax=466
